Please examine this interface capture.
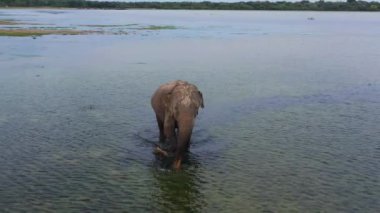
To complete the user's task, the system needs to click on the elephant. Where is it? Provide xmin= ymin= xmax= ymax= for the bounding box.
xmin=151 ymin=80 xmax=204 ymax=170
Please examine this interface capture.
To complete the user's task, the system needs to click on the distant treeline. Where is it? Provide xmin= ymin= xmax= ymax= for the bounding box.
xmin=1 ymin=0 xmax=380 ymax=11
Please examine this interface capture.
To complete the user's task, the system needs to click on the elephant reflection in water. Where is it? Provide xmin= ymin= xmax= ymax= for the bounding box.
xmin=151 ymin=80 xmax=204 ymax=170
xmin=152 ymin=157 xmax=204 ymax=212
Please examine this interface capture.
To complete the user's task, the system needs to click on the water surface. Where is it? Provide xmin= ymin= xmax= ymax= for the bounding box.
xmin=0 ymin=9 xmax=379 ymax=212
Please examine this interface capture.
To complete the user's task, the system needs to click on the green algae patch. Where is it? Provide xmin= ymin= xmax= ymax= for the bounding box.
xmin=80 ymin=24 xmax=138 ymax=27
xmin=141 ymin=25 xmax=178 ymax=30
xmin=0 ymin=19 xmax=44 ymax=25
xmin=0 ymin=29 xmax=96 ymax=37
xmin=0 ymin=20 xmax=19 ymax=25
xmin=81 ymin=24 xmax=177 ymax=31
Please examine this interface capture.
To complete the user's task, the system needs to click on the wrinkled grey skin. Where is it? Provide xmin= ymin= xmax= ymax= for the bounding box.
xmin=151 ymin=80 xmax=204 ymax=170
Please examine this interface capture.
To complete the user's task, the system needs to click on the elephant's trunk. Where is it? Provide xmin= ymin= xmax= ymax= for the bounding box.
xmin=173 ymin=118 xmax=194 ymax=170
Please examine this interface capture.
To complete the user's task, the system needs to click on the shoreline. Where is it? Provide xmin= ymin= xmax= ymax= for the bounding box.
xmin=1 ymin=7 xmax=380 ymax=13
xmin=1 ymin=1 xmax=380 ymax=12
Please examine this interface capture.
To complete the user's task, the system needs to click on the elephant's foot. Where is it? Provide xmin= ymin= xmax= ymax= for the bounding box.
xmin=153 ymin=146 xmax=169 ymax=157
xmin=173 ymin=159 xmax=182 ymax=170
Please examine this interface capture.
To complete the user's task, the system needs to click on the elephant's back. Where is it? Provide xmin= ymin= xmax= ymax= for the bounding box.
xmin=151 ymin=80 xmax=202 ymax=109
xmin=152 ymin=81 xmax=180 ymax=102
xmin=152 ymin=80 xmax=190 ymax=100
xmin=160 ymin=80 xmax=189 ymax=92
xmin=151 ymin=80 xmax=184 ymax=112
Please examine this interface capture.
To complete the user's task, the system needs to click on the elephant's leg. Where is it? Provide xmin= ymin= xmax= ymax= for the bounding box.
xmin=185 ymin=141 xmax=191 ymax=152
xmin=173 ymin=146 xmax=186 ymax=170
xmin=173 ymin=126 xmax=193 ymax=170
xmin=156 ymin=115 xmax=165 ymax=142
xmin=173 ymin=140 xmax=189 ymax=170
xmin=163 ymin=115 xmax=176 ymax=144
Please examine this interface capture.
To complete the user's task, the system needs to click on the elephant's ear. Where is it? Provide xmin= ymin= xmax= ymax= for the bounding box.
xmin=198 ymin=91 xmax=204 ymax=108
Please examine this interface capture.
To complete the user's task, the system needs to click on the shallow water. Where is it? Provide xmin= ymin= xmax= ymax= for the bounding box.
xmin=0 ymin=9 xmax=379 ymax=212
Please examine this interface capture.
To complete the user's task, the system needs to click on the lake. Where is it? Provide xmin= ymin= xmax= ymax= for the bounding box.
xmin=0 ymin=9 xmax=379 ymax=212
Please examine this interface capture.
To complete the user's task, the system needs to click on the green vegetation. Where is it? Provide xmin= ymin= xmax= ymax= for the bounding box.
xmin=0 ymin=20 xmax=18 ymax=25
xmin=0 ymin=19 xmax=178 ymax=37
xmin=0 ymin=19 xmax=43 ymax=25
xmin=80 ymin=24 xmax=138 ymax=28
xmin=0 ymin=0 xmax=379 ymax=11
xmin=0 ymin=29 xmax=94 ymax=37
xmin=141 ymin=25 xmax=178 ymax=30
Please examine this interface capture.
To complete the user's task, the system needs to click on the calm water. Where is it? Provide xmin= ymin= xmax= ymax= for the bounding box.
xmin=0 ymin=9 xmax=379 ymax=212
